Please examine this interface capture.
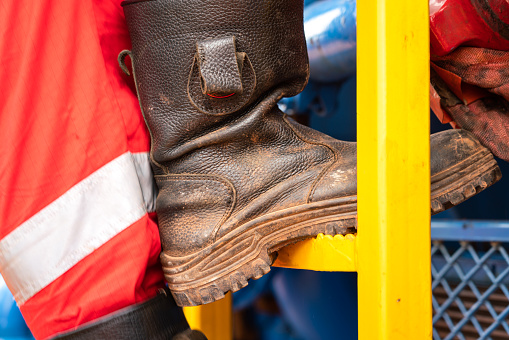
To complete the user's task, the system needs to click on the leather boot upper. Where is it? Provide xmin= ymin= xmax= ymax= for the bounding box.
xmin=121 ymin=0 xmax=497 ymax=259
xmin=123 ymin=0 xmax=310 ymax=165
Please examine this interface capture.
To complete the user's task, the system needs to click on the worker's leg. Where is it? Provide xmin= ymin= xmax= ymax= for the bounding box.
xmin=0 ymin=1 xmax=201 ymax=339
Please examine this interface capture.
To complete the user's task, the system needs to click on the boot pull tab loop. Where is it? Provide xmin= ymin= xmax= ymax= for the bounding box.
xmin=188 ymin=36 xmax=256 ymax=115
xmin=196 ymin=36 xmax=243 ymax=98
xmin=118 ymin=50 xmax=133 ymax=76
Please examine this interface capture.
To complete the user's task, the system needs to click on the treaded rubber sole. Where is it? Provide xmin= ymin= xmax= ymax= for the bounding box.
xmin=164 ymin=198 xmax=357 ymax=307
xmin=165 ymin=150 xmax=501 ymax=307
xmin=430 ymin=151 xmax=501 ymax=214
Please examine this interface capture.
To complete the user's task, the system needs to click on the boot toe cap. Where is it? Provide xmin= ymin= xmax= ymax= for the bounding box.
xmin=430 ymin=129 xmax=487 ymax=177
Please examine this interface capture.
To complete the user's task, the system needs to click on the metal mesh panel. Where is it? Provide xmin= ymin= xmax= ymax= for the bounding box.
xmin=432 ymin=240 xmax=509 ymax=340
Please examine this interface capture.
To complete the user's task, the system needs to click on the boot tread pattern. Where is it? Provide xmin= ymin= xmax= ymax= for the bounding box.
xmin=170 ymin=217 xmax=357 ymax=307
xmin=431 ymin=160 xmax=501 ymax=214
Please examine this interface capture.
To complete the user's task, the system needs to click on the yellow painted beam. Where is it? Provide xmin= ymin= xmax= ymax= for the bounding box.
xmin=273 ymin=233 xmax=357 ymax=272
xmin=357 ymin=0 xmax=431 ymax=339
xmin=184 ymin=293 xmax=232 ymax=340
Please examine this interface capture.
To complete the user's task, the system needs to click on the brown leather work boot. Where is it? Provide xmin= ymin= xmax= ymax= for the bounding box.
xmin=119 ymin=0 xmax=501 ymax=307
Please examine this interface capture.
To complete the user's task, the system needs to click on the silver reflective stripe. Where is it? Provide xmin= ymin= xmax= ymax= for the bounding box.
xmin=0 ymin=152 xmax=155 ymax=305
xmin=131 ymin=152 xmax=157 ymax=213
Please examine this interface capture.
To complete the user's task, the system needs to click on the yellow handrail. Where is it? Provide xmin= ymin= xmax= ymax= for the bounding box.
xmin=357 ymin=0 xmax=431 ymax=339
xmin=184 ymin=294 xmax=232 ymax=339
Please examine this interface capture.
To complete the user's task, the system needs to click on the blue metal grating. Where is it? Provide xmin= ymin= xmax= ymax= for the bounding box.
xmin=432 ymin=221 xmax=509 ymax=339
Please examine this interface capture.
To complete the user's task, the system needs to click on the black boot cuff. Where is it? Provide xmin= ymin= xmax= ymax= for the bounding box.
xmin=51 ymin=288 xmax=190 ymax=340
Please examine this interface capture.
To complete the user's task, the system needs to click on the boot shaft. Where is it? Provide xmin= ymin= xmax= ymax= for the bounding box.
xmin=122 ymin=0 xmax=309 ymax=164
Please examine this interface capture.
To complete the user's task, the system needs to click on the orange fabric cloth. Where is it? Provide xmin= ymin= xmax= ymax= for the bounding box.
xmin=429 ymin=0 xmax=509 ymax=161
xmin=0 ymin=1 xmax=164 ymax=338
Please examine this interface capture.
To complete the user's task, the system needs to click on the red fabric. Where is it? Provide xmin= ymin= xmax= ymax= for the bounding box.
xmin=430 ymin=0 xmax=509 ymax=57
xmin=429 ymin=0 xmax=509 ymax=161
xmin=0 ymin=1 xmax=164 ymax=339
xmin=431 ymin=48 xmax=509 ymax=161
xmin=430 ymin=83 xmax=456 ymax=126
xmin=20 ymin=215 xmax=164 ymax=339
xmin=433 ymin=48 xmax=509 ymax=102
xmin=431 ymin=63 xmax=490 ymax=106
xmin=0 ymin=0 xmax=150 ymax=237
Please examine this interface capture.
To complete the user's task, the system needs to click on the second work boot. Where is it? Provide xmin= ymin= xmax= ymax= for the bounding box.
xmin=119 ymin=0 xmax=501 ymax=306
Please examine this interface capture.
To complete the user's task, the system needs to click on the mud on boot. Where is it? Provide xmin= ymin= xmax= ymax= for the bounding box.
xmin=119 ymin=0 xmax=501 ymax=307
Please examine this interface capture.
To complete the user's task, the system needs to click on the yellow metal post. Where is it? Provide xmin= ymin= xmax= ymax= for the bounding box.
xmin=357 ymin=0 xmax=431 ymax=339
xmin=184 ymin=293 xmax=232 ymax=340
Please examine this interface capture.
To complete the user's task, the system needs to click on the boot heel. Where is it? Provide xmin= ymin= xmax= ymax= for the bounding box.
xmin=170 ymin=255 xmax=271 ymax=307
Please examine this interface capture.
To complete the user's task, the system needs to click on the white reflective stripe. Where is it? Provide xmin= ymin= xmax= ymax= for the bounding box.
xmin=0 ymin=152 xmax=154 ymax=305
xmin=132 ymin=152 xmax=157 ymax=213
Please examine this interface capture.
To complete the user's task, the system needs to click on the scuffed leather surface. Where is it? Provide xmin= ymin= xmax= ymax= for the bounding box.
xmin=123 ymin=0 xmax=309 ymax=162
xmin=155 ymin=174 xmax=235 ymax=256
xmin=283 ymin=118 xmax=358 ymax=202
xmin=51 ymin=288 xmax=191 ymax=340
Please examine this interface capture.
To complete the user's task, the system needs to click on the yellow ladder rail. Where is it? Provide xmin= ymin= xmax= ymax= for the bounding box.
xmin=357 ymin=0 xmax=431 ymax=339
xmin=185 ymin=0 xmax=432 ymax=338
xmin=183 ymin=294 xmax=232 ymax=339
